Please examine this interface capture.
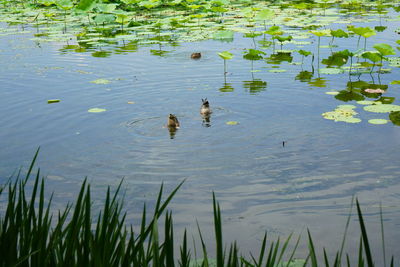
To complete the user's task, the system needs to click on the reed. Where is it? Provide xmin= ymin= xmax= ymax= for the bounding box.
xmin=0 ymin=150 xmax=396 ymax=266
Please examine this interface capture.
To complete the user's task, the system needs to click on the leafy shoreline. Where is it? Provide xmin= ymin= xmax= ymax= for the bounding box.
xmin=0 ymin=150 xmax=396 ymax=266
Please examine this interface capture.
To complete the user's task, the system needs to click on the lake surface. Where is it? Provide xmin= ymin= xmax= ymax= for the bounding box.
xmin=1 ymin=3 xmax=400 ymax=263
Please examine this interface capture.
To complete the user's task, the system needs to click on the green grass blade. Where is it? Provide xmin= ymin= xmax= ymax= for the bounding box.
xmin=379 ymin=203 xmax=386 ymax=267
xmin=356 ymin=199 xmax=374 ymax=267
xmin=339 ymin=196 xmax=355 ymax=266
xmin=212 ymin=192 xmax=224 ymax=267
xmin=307 ymin=229 xmax=318 ymax=267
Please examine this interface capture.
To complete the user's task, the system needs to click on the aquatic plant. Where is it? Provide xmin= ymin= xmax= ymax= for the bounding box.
xmin=218 ymin=50 xmax=233 ymax=74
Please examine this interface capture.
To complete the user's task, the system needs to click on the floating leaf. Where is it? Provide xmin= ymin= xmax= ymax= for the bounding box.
xmin=356 ymin=100 xmax=379 ymax=105
xmin=269 ymin=69 xmax=286 ymax=73
xmin=319 ymin=68 xmax=344 ymax=74
xmin=255 ymin=9 xmax=274 ymax=21
xmin=48 ymin=99 xmax=60 ymax=104
xmin=390 ymin=80 xmax=400 ymax=84
xmin=368 ymin=119 xmax=388 ymax=125
xmin=213 ymin=31 xmax=234 ymax=42
xmin=226 ymin=121 xmax=239 ymax=125
xmin=91 ymin=78 xmax=111 ymax=84
xmin=364 ymin=104 xmax=400 ymax=113
xmin=325 ymin=91 xmax=339 ymax=95
xmin=322 ymin=105 xmax=360 ymax=123
xmin=88 ymin=108 xmax=106 ymax=113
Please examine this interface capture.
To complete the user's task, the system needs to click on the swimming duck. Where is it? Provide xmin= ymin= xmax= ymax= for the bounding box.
xmin=191 ymin=52 xmax=201 ymax=59
xmin=167 ymin=114 xmax=180 ymax=128
xmin=200 ymin=98 xmax=212 ymax=115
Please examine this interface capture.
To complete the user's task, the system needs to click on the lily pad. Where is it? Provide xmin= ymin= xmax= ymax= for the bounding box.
xmin=88 ymin=108 xmax=107 ymax=113
xmin=322 ymin=105 xmax=360 ymax=123
xmin=319 ymin=68 xmax=344 ymax=75
xmin=368 ymin=119 xmax=388 ymax=125
xmin=325 ymin=91 xmax=339 ymax=95
xmin=226 ymin=121 xmax=239 ymax=125
xmin=48 ymin=99 xmax=60 ymax=104
xmin=91 ymin=78 xmax=111 ymax=84
xmin=364 ymin=104 xmax=400 ymax=113
xmin=356 ymin=100 xmax=379 ymax=105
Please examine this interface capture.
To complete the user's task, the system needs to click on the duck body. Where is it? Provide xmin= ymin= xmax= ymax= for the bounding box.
xmin=167 ymin=114 xmax=180 ymax=128
xmin=191 ymin=52 xmax=201 ymax=59
xmin=200 ymin=98 xmax=212 ymax=115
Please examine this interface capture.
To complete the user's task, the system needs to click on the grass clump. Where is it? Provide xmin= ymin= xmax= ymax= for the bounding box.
xmin=0 ymin=149 xmax=396 ymax=266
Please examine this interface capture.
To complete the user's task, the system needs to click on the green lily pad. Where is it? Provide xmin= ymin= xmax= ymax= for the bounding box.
xmin=88 ymin=108 xmax=106 ymax=113
xmin=268 ymin=69 xmax=286 ymax=73
xmin=91 ymin=78 xmax=111 ymax=84
xmin=226 ymin=121 xmax=239 ymax=125
xmin=390 ymin=80 xmax=400 ymax=85
xmin=368 ymin=119 xmax=388 ymax=125
xmin=48 ymin=99 xmax=60 ymax=104
xmin=364 ymin=104 xmax=400 ymax=113
xmin=322 ymin=105 xmax=360 ymax=123
xmin=319 ymin=68 xmax=344 ymax=75
xmin=325 ymin=91 xmax=339 ymax=95
xmin=356 ymin=100 xmax=379 ymax=105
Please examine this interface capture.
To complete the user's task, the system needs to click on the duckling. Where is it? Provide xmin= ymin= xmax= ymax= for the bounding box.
xmin=200 ymin=98 xmax=212 ymax=115
xmin=167 ymin=114 xmax=180 ymax=128
xmin=191 ymin=52 xmax=201 ymax=59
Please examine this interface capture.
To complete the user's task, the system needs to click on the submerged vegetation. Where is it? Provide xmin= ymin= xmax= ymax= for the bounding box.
xmin=0 ymin=151 xmax=397 ymax=266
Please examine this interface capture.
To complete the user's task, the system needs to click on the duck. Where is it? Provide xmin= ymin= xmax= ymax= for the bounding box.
xmin=200 ymin=98 xmax=212 ymax=116
xmin=191 ymin=52 xmax=201 ymax=59
xmin=167 ymin=114 xmax=180 ymax=128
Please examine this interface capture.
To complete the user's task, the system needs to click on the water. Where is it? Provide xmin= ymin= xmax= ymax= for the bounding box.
xmin=1 ymin=8 xmax=400 ymax=261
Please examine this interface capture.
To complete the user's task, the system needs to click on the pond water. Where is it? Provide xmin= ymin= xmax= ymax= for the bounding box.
xmin=1 ymin=2 xmax=400 ymax=263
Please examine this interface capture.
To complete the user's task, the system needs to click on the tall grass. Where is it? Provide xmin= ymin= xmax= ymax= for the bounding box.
xmin=0 ymin=150 xmax=396 ymax=266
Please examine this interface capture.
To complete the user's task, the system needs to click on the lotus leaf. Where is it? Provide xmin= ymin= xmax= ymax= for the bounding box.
xmin=88 ymin=108 xmax=106 ymax=113
xmin=356 ymin=100 xmax=380 ymax=105
xmin=226 ymin=121 xmax=239 ymax=125
xmin=364 ymin=104 xmax=400 ymax=113
xmin=361 ymin=51 xmax=382 ymax=63
xmin=243 ymin=49 xmax=266 ymax=61
xmin=91 ymin=78 xmax=111 ymax=84
xmin=48 ymin=99 xmax=60 ymax=104
xmin=319 ymin=68 xmax=344 ymax=75
xmin=255 ymin=9 xmax=274 ymax=21
xmin=298 ymin=50 xmax=311 ymax=57
xmin=310 ymin=30 xmax=330 ymax=37
xmin=330 ymin=29 xmax=348 ymax=38
xmin=390 ymin=80 xmax=400 ymax=85
xmin=322 ymin=105 xmax=360 ymax=123
xmin=373 ymin=43 xmax=395 ymax=56
xmin=75 ymin=0 xmax=96 ymax=11
xmin=368 ymin=119 xmax=388 ymax=125
xmin=325 ymin=92 xmax=339 ymax=95
xmin=213 ymin=31 xmax=234 ymax=42
xmin=218 ymin=51 xmax=233 ymax=60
